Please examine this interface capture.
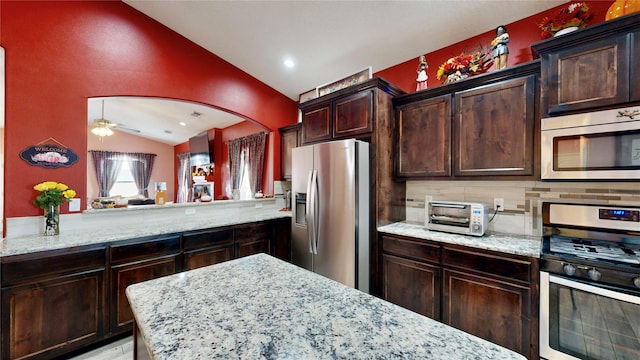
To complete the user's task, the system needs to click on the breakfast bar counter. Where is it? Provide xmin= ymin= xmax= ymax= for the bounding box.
xmin=126 ymin=253 xmax=526 ymax=359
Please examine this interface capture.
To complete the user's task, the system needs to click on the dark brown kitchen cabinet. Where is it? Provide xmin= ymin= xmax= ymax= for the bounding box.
xmin=0 ymin=247 xmax=106 ymax=360
xmin=379 ymin=233 xmax=539 ymax=360
xmin=395 ymin=95 xmax=451 ymax=178
xmin=279 ymin=123 xmax=302 ymax=180
xmin=441 ymin=246 xmax=539 ymax=360
xmin=302 ymin=90 xmax=373 ymax=144
xmin=531 ymin=12 xmax=640 ymax=115
xmin=236 ymin=222 xmax=272 ymax=258
xmin=393 ymin=61 xmax=539 ymax=180
xmin=109 ymin=234 xmax=180 ymax=335
xmin=380 ymin=234 xmax=440 ymax=319
xmin=182 ymin=227 xmax=235 ymax=270
xmin=301 ymin=104 xmax=331 ymax=143
xmin=454 ymin=75 xmax=536 ymax=177
xmin=300 ymin=77 xmax=404 ymax=145
xmin=333 ymin=90 xmax=374 ymax=138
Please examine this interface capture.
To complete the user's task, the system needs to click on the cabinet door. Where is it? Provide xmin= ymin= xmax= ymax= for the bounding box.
xmin=334 ymin=90 xmax=374 ymax=139
xmin=236 ymin=222 xmax=272 ymax=258
xmin=632 ymin=31 xmax=640 ymax=102
xmin=110 ymin=256 xmax=178 ymax=334
xmin=545 ymin=34 xmax=630 ymax=115
xmin=302 ymin=104 xmax=331 ymax=144
xmin=279 ymin=124 xmax=301 ymax=180
xmin=2 ymin=270 xmax=105 ymax=360
xmin=442 ymin=268 xmax=531 ymax=358
xmin=454 ymin=75 xmax=535 ymax=177
xmin=382 ymin=254 xmax=440 ymax=320
xmin=395 ymin=95 xmax=451 ymax=178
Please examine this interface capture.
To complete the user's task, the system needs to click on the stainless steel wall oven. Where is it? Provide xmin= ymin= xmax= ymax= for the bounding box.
xmin=540 ymin=203 xmax=640 ymax=359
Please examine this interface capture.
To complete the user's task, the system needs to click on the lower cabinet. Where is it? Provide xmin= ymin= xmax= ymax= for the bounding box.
xmin=0 ymin=247 xmax=107 ymax=360
xmin=109 ymin=234 xmax=181 ymax=334
xmin=380 ymin=234 xmax=539 ymax=360
xmin=0 ymin=217 xmax=291 ymax=360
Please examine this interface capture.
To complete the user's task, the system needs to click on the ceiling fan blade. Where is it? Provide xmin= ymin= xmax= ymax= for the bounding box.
xmin=115 ymin=124 xmax=141 ymax=133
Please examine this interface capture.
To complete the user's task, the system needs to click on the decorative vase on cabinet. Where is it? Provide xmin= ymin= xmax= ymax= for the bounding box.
xmin=43 ymin=204 xmax=60 ymax=236
xmin=554 ymin=26 xmax=579 ymax=37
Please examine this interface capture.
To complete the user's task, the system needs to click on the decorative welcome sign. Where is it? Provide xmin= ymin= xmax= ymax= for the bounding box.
xmin=20 ymin=138 xmax=79 ymax=168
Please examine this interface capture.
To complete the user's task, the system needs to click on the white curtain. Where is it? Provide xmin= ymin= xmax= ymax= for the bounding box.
xmin=177 ymin=152 xmax=191 ymax=203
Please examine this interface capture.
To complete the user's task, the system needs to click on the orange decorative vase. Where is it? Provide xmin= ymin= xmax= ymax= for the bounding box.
xmin=606 ymin=0 xmax=640 ymax=20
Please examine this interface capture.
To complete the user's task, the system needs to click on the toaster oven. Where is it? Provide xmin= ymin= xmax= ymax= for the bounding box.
xmin=425 ymin=201 xmax=489 ymax=236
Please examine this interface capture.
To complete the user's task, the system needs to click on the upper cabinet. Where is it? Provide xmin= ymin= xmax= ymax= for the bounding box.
xmin=299 ymin=78 xmax=404 ymax=144
xmin=393 ymin=61 xmax=540 ymax=180
xmin=531 ymin=12 xmax=640 ymax=116
xmin=278 ymin=123 xmax=302 ymax=181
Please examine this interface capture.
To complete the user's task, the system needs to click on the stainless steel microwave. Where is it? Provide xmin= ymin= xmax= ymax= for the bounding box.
xmin=541 ymin=107 xmax=640 ymax=180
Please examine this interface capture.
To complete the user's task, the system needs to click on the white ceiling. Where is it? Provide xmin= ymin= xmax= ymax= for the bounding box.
xmin=94 ymin=0 xmax=564 ymax=145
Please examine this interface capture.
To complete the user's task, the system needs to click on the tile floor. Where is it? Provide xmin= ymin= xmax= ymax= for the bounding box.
xmin=69 ymin=336 xmax=133 ymax=360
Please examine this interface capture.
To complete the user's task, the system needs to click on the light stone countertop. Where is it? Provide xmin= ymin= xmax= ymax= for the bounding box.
xmin=126 ymin=253 xmax=527 ymax=360
xmin=378 ymin=222 xmax=541 ymax=258
xmin=0 ymin=203 xmax=291 ymax=257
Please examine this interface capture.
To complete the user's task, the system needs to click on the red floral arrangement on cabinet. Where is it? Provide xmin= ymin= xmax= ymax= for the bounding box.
xmin=538 ymin=2 xmax=594 ymax=39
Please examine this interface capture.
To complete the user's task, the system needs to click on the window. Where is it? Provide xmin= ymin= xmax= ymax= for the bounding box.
xmin=239 ymin=150 xmax=252 ymax=200
xmin=109 ymin=160 xmax=139 ymax=197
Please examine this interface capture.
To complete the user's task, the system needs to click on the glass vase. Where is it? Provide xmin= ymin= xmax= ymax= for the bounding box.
xmin=43 ymin=205 xmax=60 ymax=236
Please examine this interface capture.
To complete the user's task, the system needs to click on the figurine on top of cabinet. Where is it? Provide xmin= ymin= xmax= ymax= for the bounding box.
xmin=491 ymin=25 xmax=509 ymax=70
xmin=416 ymin=55 xmax=428 ymax=91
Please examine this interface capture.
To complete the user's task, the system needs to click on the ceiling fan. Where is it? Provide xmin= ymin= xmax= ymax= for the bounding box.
xmin=91 ymin=100 xmax=141 ymax=137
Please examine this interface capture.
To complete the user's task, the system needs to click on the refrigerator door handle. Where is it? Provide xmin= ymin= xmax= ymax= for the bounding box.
xmin=305 ymin=170 xmax=314 ymax=254
xmin=310 ymin=169 xmax=319 ymax=255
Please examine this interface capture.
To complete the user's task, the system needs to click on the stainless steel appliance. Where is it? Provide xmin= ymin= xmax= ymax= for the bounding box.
xmin=425 ymin=201 xmax=489 ymax=236
xmin=541 ymin=106 xmax=640 ymax=180
xmin=540 ymin=202 xmax=640 ymax=360
xmin=291 ymin=139 xmax=370 ymax=293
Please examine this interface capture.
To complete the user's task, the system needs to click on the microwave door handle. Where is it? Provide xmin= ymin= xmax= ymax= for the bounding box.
xmin=431 ymin=203 xmax=467 ymax=209
xmin=305 ymin=170 xmax=314 ymax=254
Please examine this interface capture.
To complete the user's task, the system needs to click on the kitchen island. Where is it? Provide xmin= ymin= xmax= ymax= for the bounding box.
xmin=126 ymin=253 xmax=526 ymax=359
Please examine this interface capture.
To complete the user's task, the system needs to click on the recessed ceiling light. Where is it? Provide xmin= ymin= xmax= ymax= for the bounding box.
xmin=284 ymin=59 xmax=295 ymax=68
xmin=179 ymin=122 xmax=186 ymax=126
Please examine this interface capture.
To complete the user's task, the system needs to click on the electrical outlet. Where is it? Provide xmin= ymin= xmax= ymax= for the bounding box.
xmin=494 ymin=198 xmax=504 ymax=212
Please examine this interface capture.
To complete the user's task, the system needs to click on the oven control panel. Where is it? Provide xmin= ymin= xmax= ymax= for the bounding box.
xmin=599 ymin=208 xmax=640 ymax=222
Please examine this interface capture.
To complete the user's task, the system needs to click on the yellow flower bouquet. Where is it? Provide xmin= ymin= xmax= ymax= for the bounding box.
xmin=33 ymin=181 xmax=76 ymax=236
xmin=33 ymin=181 xmax=76 ymax=209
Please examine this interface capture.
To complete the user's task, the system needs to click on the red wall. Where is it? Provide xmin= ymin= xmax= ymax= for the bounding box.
xmin=1 ymin=1 xmax=298 ymax=218
xmin=375 ymin=1 xmax=611 ymax=92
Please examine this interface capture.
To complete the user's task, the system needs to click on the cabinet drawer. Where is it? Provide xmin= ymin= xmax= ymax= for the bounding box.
xmin=1 ymin=247 xmax=106 ymax=285
xmin=183 ymin=228 xmax=234 ymax=251
xmin=381 ymin=235 xmax=439 ymax=263
xmin=442 ymin=247 xmax=533 ymax=283
xmin=109 ymin=234 xmax=180 ymax=265
xmin=236 ymin=222 xmax=272 ymax=242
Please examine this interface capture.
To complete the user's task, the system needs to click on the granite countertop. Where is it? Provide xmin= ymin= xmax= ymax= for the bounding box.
xmin=378 ymin=222 xmax=541 ymax=258
xmin=126 ymin=253 xmax=526 ymax=360
xmin=0 ymin=207 xmax=291 ymax=257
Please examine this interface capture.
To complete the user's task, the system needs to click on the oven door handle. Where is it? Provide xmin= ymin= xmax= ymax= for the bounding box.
xmin=548 ymin=273 xmax=640 ymax=304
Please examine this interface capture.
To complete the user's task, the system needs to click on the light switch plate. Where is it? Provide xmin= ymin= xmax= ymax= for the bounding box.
xmin=68 ymin=198 xmax=81 ymax=212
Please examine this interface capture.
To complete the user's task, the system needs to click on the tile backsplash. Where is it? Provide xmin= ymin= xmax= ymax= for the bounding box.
xmin=406 ymin=180 xmax=640 ymax=237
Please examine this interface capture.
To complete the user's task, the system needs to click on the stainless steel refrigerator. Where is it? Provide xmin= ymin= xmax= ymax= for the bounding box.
xmin=291 ymin=139 xmax=370 ymax=293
